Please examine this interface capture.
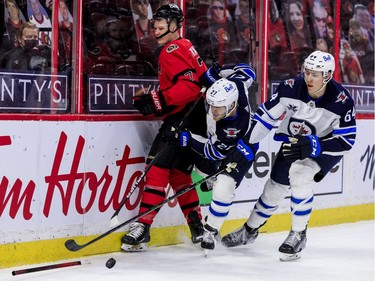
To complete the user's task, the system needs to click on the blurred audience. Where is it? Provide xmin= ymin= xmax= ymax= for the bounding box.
xmin=4 ymin=0 xmax=26 ymax=49
xmin=235 ymin=0 xmax=255 ymax=62
xmin=0 ymin=21 xmax=51 ymax=72
xmin=207 ymin=0 xmax=239 ymax=65
xmin=285 ymin=0 xmax=312 ymax=51
xmin=312 ymin=1 xmax=328 ymax=41
xmin=27 ymin=0 xmax=52 ymax=46
xmin=268 ymin=0 xmax=288 ymax=50
xmin=58 ymin=0 xmax=73 ymax=68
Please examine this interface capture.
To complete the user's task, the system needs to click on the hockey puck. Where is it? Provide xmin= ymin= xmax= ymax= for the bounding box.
xmin=105 ymin=258 xmax=116 ymax=269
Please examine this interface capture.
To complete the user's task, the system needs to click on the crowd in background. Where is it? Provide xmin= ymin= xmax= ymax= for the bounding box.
xmin=0 ymin=0 xmax=374 ymax=83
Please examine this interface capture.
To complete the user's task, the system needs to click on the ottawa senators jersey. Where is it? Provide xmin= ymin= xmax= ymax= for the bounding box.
xmin=158 ymin=38 xmax=207 ymax=119
xmin=249 ymin=75 xmax=356 ymax=156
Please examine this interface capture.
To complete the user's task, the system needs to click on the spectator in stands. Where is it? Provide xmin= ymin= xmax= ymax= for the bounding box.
xmin=353 ymin=4 xmax=374 ymax=52
xmin=312 ymin=1 xmax=328 ymax=40
xmin=131 ymin=0 xmax=154 ymax=39
xmin=0 ymin=21 xmax=51 ymax=72
xmin=58 ymin=0 xmax=73 ymax=68
xmin=235 ymin=0 xmax=255 ymax=61
xmin=352 ymin=4 xmax=374 ymax=84
xmin=130 ymin=0 xmax=157 ymax=64
xmin=4 ymin=0 xmax=26 ymax=49
xmin=207 ymin=0 xmax=239 ymax=65
xmin=27 ymin=0 xmax=52 ymax=46
xmin=316 ymin=38 xmax=328 ymax=52
xmin=285 ymin=0 xmax=313 ymax=51
xmin=268 ymin=0 xmax=288 ymax=50
xmin=325 ymin=17 xmax=334 ymax=53
xmin=341 ymin=40 xmax=365 ymax=84
xmin=349 ymin=18 xmax=368 ymax=58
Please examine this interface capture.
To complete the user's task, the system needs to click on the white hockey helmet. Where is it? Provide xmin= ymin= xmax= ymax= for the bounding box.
xmin=303 ymin=50 xmax=335 ymax=78
xmin=206 ymin=78 xmax=238 ymax=117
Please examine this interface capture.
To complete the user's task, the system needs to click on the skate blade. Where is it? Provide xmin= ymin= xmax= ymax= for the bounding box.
xmin=279 ymin=252 xmax=301 ymax=261
xmin=121 ymin=242 xmax=148 ymax=252
xmin=203 ymin=249 xmax=209 ymax=258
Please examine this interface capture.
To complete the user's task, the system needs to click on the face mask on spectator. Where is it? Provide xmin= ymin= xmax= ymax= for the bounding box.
xmin=23 ymin=39 xmax=39 ymax=50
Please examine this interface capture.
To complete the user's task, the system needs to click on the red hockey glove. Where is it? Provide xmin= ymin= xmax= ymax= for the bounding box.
xmin=132 ymin=90 xmax=167 ymax=116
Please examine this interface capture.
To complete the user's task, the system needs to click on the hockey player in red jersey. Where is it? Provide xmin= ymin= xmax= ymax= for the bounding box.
xmin=221 ymin=51 xmax=357 ymax=261
xmin=121 ymin=4 xmax=208 ymax=251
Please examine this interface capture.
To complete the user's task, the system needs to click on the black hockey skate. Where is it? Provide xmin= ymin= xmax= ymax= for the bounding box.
xmin=221 ymin=223 xmax=259 ymax=247
xmin=278 ymin=229 xmax=307 ymax=261
xmin=201 ymin=224 xmax=219 ymax=251
xmin=121 ymin=222 xmax=150 ymax=252
xmin=187 ymin=211 xmax=204 ymax=244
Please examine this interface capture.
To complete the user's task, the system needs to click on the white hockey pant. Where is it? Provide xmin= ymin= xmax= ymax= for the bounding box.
xmin=206 ymin=174 xmax=236 ymax=231
xmin=289 ymin=158 xmax=320 ymax=231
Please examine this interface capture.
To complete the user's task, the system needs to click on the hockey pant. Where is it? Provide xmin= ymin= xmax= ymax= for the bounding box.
xmin=137 ymin=165 xmax=201 ymax=225
xmin=247 ymin=158 xmax=320 ymax=232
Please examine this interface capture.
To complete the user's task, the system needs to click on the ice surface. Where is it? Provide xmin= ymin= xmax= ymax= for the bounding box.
xmin=1 ymin=221 xmax=373 ymax=281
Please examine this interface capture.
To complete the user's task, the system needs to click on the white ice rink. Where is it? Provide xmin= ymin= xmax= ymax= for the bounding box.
xmin=1 ymin=220 xmax=374 ymax=281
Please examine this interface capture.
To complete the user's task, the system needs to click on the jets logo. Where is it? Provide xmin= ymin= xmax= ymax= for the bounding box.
xmin=288 ymin=118 xmax=315 ymax=136
xmin=335 ymin=92 xmax=348 ymax=104
xmin=167 ymin=44 xmax=179 ymax=53
xmin=223 ymin=128 xmax=241 ymax=138
xmin=284 ymin=79 xmax=295 ymax=88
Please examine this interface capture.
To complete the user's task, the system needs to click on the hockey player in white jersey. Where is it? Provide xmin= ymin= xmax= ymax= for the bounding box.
xmin=221 ymin=51 xmax=357 ymax=261
xmin=164 ymin=63 xmax=258 ymax=251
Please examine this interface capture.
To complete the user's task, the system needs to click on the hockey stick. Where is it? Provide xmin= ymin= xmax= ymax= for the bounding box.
xmin=65 ymin=163 xmax=235 ymax=252
xmin=109 ymin=86 xmax=207 ymax=227
xmin=11 ymin=261 xmax=83 ymax=276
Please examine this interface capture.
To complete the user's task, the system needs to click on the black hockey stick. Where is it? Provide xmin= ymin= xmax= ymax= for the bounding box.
xmin=11 ymin=261 xmax=83 ymax=276
xmin=109 ymin=86 xmax=207 ymax=227
xmin=65 ymin=163 xmax=235 ymax=252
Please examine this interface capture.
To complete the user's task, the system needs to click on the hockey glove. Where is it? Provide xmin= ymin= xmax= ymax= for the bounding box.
xmin=199 ymin=62 xmax=221 ymax=88
xmin=162 ymin=125 xmax=191 ymax=147
xmin=132 ymin=90 xmax=167 ymax=116
xmin=282 ymin=135 xmax=322 ymax=162
xmin=224 ymin=139 xmax=257 ymax=174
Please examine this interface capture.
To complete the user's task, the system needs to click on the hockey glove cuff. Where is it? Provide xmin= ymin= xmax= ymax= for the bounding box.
xmin=132 ymin=90 xmax=167 ymax=116
xmin=282 ymin=135 xmax=322 ymax=162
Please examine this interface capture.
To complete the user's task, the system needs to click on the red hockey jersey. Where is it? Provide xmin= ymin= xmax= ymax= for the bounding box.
xmin=157 ymin=38 xmax=207 ymax=118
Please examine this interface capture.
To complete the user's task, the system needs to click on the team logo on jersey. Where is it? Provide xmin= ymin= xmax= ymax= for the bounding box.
xmin=287 ymin=104 xmax=298 ymax=112
xmin=288 ymin=118 xmax=315 ymax=136
xmin=335 ymin=92 xmax=348 ymax=104
xmin=284 ymin=79 xmax=295 ymax=88
xmin=166 ymin=44 xmax=179 ymax=53
xmin=223 ymin=128 xmax=241 ymax=138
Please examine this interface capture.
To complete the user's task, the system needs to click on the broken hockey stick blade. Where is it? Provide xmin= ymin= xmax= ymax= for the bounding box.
xmin=109 ymin=87 xmax=207 ymax=227
xmin=65 ymin=163 xmax=230 ymax=252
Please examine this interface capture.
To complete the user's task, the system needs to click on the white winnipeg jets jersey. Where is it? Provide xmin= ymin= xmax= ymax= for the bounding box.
xmin=250 ymin=75 xmax=356 ymax=156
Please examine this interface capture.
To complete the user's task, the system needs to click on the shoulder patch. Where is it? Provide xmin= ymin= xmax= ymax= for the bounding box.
xmin=166 ymin=44 xmax=179 ymax=53
xmin=284 ymin=79 xmax=295 ymax=88
xmin=335 ymin=91 xmax=349 ymax=104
